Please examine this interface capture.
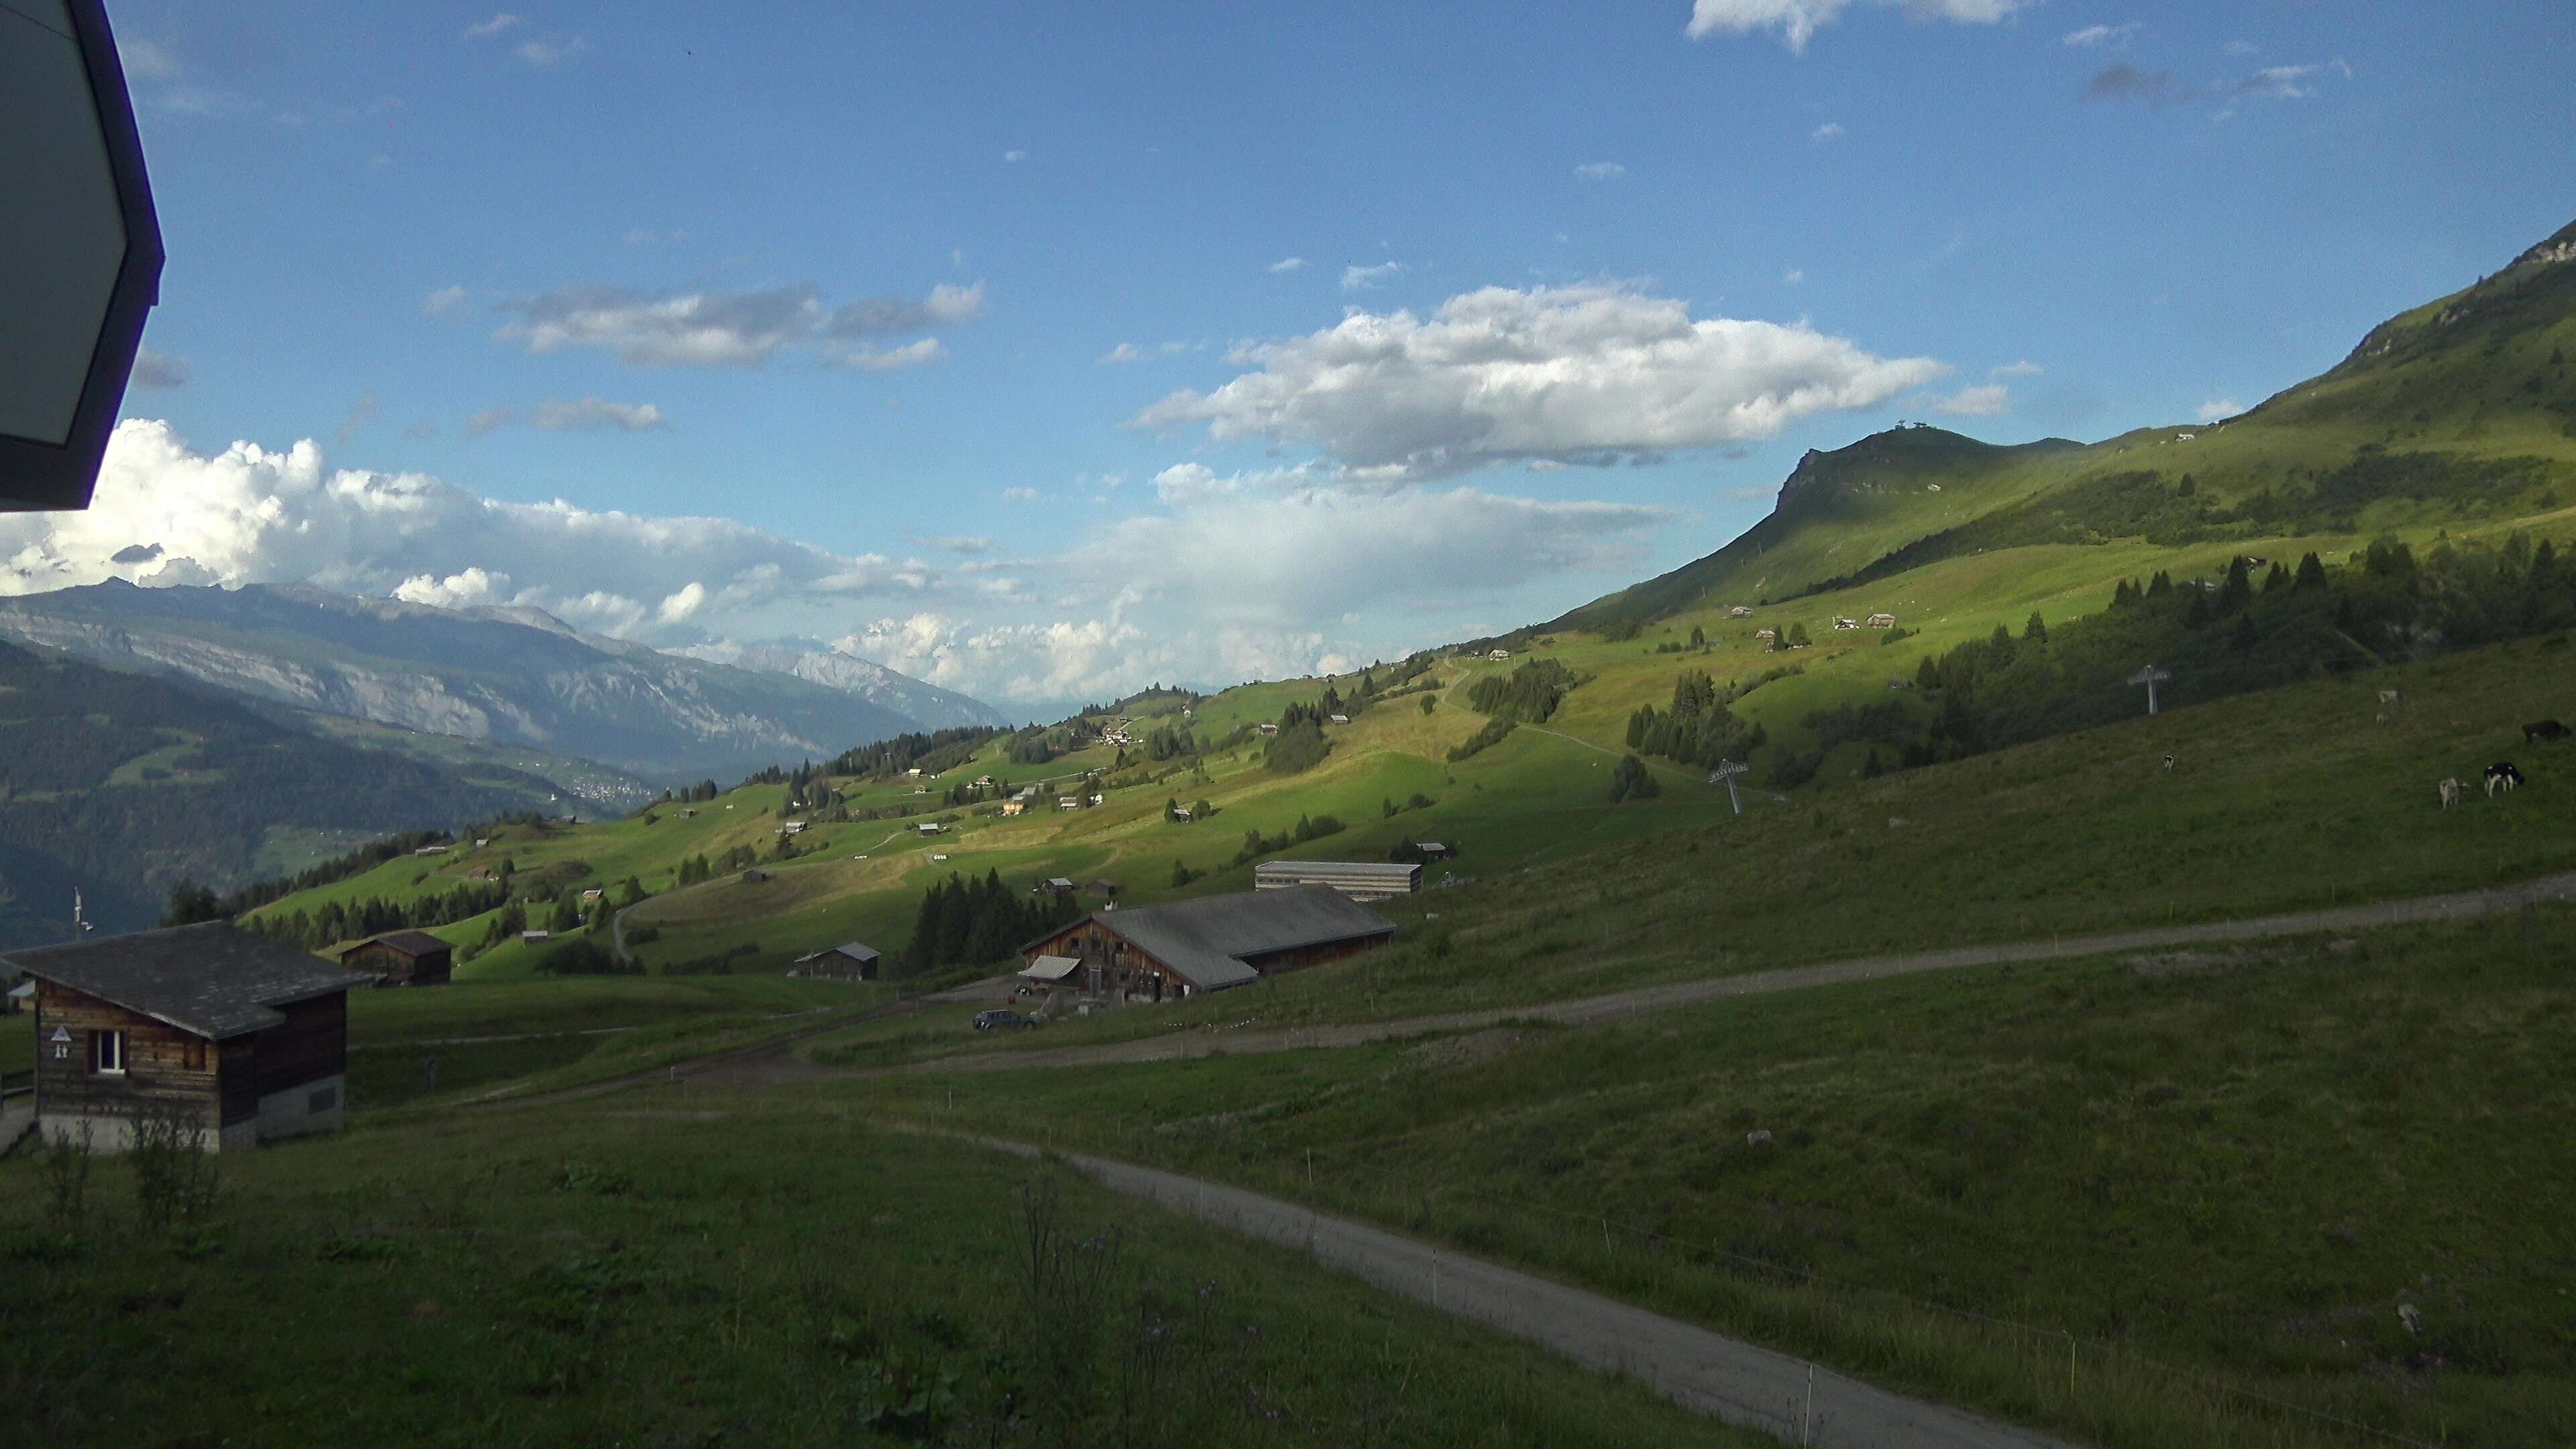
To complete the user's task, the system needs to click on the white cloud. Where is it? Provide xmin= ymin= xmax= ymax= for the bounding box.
xmin=1341 ymin=261 xmax=1404 ymax=290
xmin=1687 ymin=0 xmax=2037 ymax=53
xmin=421 ymin=285 xmax=468 ymax=315
xmin=2232 ymin=64 xmax=2319 ymax=99
xmin=1269 ymin=256 xmax=1308 ymax=274
xmin=1809 ymin=121 xmax=1845 ymax=144
xmin=529 ymin=397 xmax=668 ymax=431
xmin=1002 ymin=149 xmax=1028 ymax=162
xmin=463 ymin=408 xmax=517 ymax=436
xmin=493 ymin=280 xmax=982 ymax=368
xmin=928 ymin=536 xmax=991 ymax=553
xmin=1782 ymin=268 xmax=1805 ymax=284
xmin=1572 ymin=162 xmax=1625 ymax=180
xmin=1991 ymin=359 xmax=2044 ymax=376
xmin=1132 ymin=281 xmax=1945 ymax=480
xmin=119 ymin=35 xmax=180 ymax=79
xmin=1000 ymin=486 xmax=1041 ymax=502
xmin=129 ymin=349 xmax=189 ymax=389
xmin=0 ymin=421 xmax=924 ymax=645
xmin=464 ymin=13 xmax=521 ymax=40
xmin=513 ymin=36 xmax=586 ymax=66
xmin=2196 ymin=398 xmax=2245 ymax=422
xmin=1099 ymin=343 xmax=1146 ymax=365
xmin=2063 ymin=23 xmax=2140 ymax=49
xmin=1928 ymin=383 xmax=2010 ymax=417
xmin=838 ymin=337 xmax=947 ymax=372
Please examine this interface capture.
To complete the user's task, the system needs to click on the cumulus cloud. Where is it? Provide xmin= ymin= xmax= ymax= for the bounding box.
xmin=530 ymin=396 xmax=668 ymax=431
xmin=2231 ymin=64 xmax=2319 ymax=99
xmin=0 ymin=421 xmax=924 ymax=645
xmin=129 ymin=349 xmax=189 ymax=389
xmin=1992 ymin=359 xmax=2044 ymax=376
xmin=421 ymin=284 xmax=468 ymax=315
xmin=1928 ymin=383 xmax=2010 ymax=417
xmin=2196 ymin=398 xmax=2245 ymax=422
xmin=1687 ymin=0 xmax=2037 ymax=54
xmin=2063 ymin=22 xmax=2139 ymax=48
xmin=1809 ymin=121 xmax=1845 ymax=144
xmin=838 ymin=337 xmax=947 ymax=372
xmin=492 ymin=280 xmax=981 ymax=368
xmin=1269 ymin=257 xmax=1308 ymax=273
xmin=1000 ymin=486 xmax=1041 ymax=502
xmin=1342 ymin=261 xmax=1404 ymax=290
xmin=1131 ymin=281 xmax=1945 ymax=481
xmin=464 ymin=12 xmax=520 ymax=39
xmin=1099 ymin=343 xmax=1146 ymax=365
xmin=1572 ymin=162 xmax=1625 ymax=180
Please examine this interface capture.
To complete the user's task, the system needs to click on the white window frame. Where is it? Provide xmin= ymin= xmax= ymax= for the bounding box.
xmin=91 ymin=1028 xmax=125 ymax=1075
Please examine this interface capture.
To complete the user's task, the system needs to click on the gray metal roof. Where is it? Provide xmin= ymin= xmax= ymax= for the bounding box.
xmin=798 ymin=941 xmax=880 ymax=964
xmin=2 ymin=922 xmax=374 ymax=1040
xmin=354 ymin=930 xmax=450 ymax=959
xmin=1071 ymin=885 xmax=1395 ymax=992
xmin=1021 ymin=955 xmax=1081 ymax=981
xmin=1252 ymin=860 xmax=1422 ymax=882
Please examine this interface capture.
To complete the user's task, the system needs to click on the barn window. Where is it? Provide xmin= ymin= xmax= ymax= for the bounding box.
xmin=90 ymin=1030 xmax=125 ymax=1075
xmin=182 ymin=1039 xmax=207 ymax=1071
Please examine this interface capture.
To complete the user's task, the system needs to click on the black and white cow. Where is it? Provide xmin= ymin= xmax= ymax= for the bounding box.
xmin=2485 ymin=762 xmax=2526 ymax=798
xmin=2523 ymin=719 xmax=2571 ymax=744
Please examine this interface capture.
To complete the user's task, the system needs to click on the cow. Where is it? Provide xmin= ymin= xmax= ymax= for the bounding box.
xmin=2485 ymin=762 xmax=2526 ymax=798
xmin=2161 ymin=752 xmax=2176 ymax=772
xmin=2378 ymin=688 xmax=2403 ymax=706
xmin=2438 ymin=777 xmax=2463 ymax=809
xmin=2523 ymin=720 xmax=2571 ymax=744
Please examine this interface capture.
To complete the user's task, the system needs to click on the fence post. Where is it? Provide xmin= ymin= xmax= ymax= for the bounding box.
xmin=1803 ymin=1362 xmax=1814 ymax=1445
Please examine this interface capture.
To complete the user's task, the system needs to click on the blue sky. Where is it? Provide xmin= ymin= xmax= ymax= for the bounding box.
xmin=13 ymin=0 xmax=2573 ymax=714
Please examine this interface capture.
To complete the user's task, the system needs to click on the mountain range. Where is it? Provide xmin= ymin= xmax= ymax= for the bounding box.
xmin=0 ymin=582 xmax=1010 ymax=783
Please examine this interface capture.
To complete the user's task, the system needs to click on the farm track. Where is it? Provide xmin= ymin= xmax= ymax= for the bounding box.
xmin=975 ymin=1136 xmax=2077 ymax=1449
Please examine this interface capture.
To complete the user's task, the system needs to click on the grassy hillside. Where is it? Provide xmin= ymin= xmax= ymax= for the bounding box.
xmin=0 ymin=1099 xmax=1754 ymax=1448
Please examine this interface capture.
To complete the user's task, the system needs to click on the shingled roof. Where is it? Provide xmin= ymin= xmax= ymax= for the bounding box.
xmin=358 ymin=930 xmax=451 ymax=959
xmin=2 ymin=923 xmax=374 ymax=1040
xmin=1038 ymin=884 xmax=1395 ymax=992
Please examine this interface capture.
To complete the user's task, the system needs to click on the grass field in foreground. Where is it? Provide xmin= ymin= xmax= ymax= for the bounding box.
xmin=810 ymin=629 xmax=2576 ymax=1069
xmin=855 ymin=902 xmax=2576 ymax=1449
xmin=0 ymin=1100 xmax=1759 ymax=1448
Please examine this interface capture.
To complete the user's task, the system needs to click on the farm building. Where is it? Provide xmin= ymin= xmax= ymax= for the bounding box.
xmin=521 ymin=929 xmax=553 ymax=943
xmin=1256 ymin=723 xmax=1279 ymax=736
xmin=1170 ymin=806 xmax=1193 ymax=822
xmin=1019 ymin=885 xmax=1395 ymax=1002
xmin=337 ymin=930 xmax=453 ymax=987
xmin=1488 ymin=648 xmax=1511 ymax=661
xmin=1413 ymin=842 xmax=1456 ymax=861
xmin=916 ymin=822 xmax=944 ymax=836
xmin=741 ymin=869 xmax=771 ymax=883
xmin=1251 ymin=859 xmax=1422 ymax=901
xmin=411 ymin=845 xmax=448 ymax=857
xmin=1328 ymin=714 xmax=1351 ymax=725
xmin=1033 ymin=877 xmax=1078 ymax=900
xmin=1833 ymin=617 xmax=1860 ymax=631
xmin=790 ymin=942 xmax=880 ymax=980
xmin=1084 ymin=880 xmax=1120 ymax=901
xmin=1001 ymin=799 xmax=1027 ymax=816
xmin=1728 ymin=606 xmax=1753 ymax=619
xmin=3 ymin=923 xmax=373 ymax=1152
xmin=1754 ymin=629 xmax=1777 ymax=644
xmin=1867 ymin=612 xmax=1897 ymax=629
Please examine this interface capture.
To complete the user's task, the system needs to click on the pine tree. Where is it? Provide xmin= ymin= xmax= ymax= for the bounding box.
xmin=2294 ymin=551 xmax=2328 ymax=590
xmin=2023 ymin=611 xmax=2047 ymax=643
xmin=2147 ymin=570 xmax=2174 ymax=599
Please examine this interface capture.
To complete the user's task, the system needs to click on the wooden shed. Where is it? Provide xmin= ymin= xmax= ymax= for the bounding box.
xmin=1018 ymin=885 xmax=1395 ymax=1004
xmin=790 ymin=941 xmax=880 ymax=981
xmin=337 ymin=930 xmax=453 ymax=987
xmin=4 ymin=923 xmax=372 ymax=1153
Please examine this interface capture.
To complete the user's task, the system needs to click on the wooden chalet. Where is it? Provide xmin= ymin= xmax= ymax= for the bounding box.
xmin=1083 ymin=879 xmax=1120 ymax=901
xmin=1866 ymin=612 xmax=1897 ymax=629
xmin=1413 ymin=842 xmax=1457 ymax=862
xmin=4 ymin=923 xmax=372 ymax=1153
xmin=790 ymin=941 xmax=880 ymax=981
xmin=1019 ymin=885 xmax=1395 ymax=1004
xmin=337 ymin=930 xmax=453 ymax=987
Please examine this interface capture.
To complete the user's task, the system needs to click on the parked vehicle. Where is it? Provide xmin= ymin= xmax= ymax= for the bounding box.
xmin=973 ymin=1008 xmax=1036 ymax=1032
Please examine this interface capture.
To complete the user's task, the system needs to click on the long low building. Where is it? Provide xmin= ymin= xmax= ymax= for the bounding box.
xmin=1020 ymin=884 xmax=1396 ymax=1002
xmin=1251 ymin=859 xmax=1421 ymax=901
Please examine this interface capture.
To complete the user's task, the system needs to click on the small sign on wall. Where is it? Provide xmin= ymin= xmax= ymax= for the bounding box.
xmin=48 ymin=1025 xmax=70 ymax=1061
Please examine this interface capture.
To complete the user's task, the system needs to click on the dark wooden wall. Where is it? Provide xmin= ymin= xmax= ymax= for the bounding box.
xmin=253 ymin=993 xmax=347 ymax=1099
xmin=340 ymin=941 xmax=451 ymax=986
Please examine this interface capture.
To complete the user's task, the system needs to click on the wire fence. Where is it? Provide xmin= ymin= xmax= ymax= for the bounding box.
xmin=936 ymin=1098 xmax=2456 ymax=1449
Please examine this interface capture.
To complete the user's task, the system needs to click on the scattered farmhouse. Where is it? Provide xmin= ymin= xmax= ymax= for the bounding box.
xmin=1033 ymin=877 xmax=1078 ymax=900
xmin=1001 ymin=799 xmax=1027 ymax=816
xmin=1328 ymin=714 xmax=1351 ymax=724
xmin=790 ymin=941 xmax=880 ymax=981
xmin=1084 ymin=879 xmax=1120 ymax=901
xmin=1256 ymin=722 xmax=1279 ymax=737
xmin=1251 ymin=859 xmax=1422 ymax=901
xmin=337 ymin=930 xmax=453 ymax=987
xmin=1867 ymin=612 xmax=1897 ymax=629
xmin=4 ymin=923 xmax=373 ymax=1152
xmin=1488 ymin=648 xmax=1511 ymax=661
xmin=1019 ymin=885 xmax=1396 ymax=1003
xmin=916 ymin=822 xmax=944 ymax=836
xmin=1728 ymin=605 xmax=1753 ymax=619
xmin=521 ymin=928 xmax=552 ymax=943
xmin=1833 ymin=617 xmax=1860 ymax=631
xmin=411 ymin=845 xmax=448 ymax=857
xmin=1413 ymin=842 xmax=1456 ymax=861
xmin=1754 ymin=629 xmax=1777 ymax=645
xmin=740 ymin=869 xmax=771 ymax=883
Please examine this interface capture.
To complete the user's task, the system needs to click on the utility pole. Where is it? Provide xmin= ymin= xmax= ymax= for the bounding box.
xmin=1709 ymin=759 xmax=1750 ymax=815
xmin=2127 ymin=664 xmax=2171 ymax=716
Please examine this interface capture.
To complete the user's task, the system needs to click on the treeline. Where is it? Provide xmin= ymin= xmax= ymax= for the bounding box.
xmin=1623 ymin=669 xmax=1771 ymax=770
xmin=1465 ymin=659 xmax=1581 ymax=722
xmin=828 ymin=727 xmax=1002 ymax=782
xmin=239 ymin=877 xmax=511 ymax=951
xmin=902 ymin=870 xmax=1083 ymax=974
xmin=676 ymin=845 xmax=765 ymax=883
xmin=1447 ymin=716 xmax=1517 ymax=762
xmin=1229 ymin=814 xmax=1346 ymax=868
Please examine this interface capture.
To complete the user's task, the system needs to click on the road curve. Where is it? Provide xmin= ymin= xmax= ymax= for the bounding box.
xmin=985 ymin=1137 xmax=2076 ymax=1449
xmin=894 ymin=868 xmax=2576 ymax=1077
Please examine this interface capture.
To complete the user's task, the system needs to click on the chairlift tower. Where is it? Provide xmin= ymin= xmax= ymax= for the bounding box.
xmin=1709 ymin=759 xmax=1750 ymax=815
xmin=2128 ymin=665 xmax=2171 ymax=716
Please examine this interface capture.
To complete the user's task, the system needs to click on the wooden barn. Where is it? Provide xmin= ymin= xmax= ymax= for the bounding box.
xmin=790 ymin=941 xmax=880 ymax=981
xmin=1251 ymin=859 xmax=1421 ymax=901
xmin=4 ymin=923 xmax=373 ymax=1153
xmin=1018 ymin=884 xmax=1395 ymax=1004
xmin=337 ymin=930 xmax=453 ymax=987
